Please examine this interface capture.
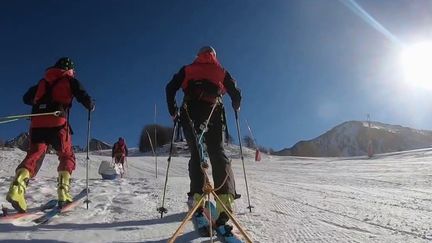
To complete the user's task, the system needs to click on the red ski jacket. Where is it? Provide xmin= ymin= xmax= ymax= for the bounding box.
xmin=112 ymin=141 xmax=128 ymax=157
xmin=165 ymin=52 xmax=241 ymax=116
xmin=182 ymin=52 xmax=227 ymax=95
xmin=23 ymin=67 xmax=93 ymax=128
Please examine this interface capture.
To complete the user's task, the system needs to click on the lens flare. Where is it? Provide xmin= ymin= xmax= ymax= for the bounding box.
xmin=401 ymin=42 xmax=432 ymax=90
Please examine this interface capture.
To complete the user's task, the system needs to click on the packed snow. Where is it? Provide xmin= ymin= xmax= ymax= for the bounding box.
xmin=2 ymin=145 xmax=432 ymax=242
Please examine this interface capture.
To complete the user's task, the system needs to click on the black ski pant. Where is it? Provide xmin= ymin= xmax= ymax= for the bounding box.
xmin=180 ymin=101 xmax=236 ymax=197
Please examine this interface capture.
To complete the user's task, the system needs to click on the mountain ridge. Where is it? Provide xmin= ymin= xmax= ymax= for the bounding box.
xmin=275 ymin=120 xmax=432 ymax=157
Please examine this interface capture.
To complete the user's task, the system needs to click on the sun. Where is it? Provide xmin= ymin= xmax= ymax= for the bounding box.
xmin=401 ymin=42 xmax=432 ymax=90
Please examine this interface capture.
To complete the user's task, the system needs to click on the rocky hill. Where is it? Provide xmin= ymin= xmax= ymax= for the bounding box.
xmin=5 ymin=132 xmax=30 ymax=151
xmin=88 ymin=138 xmax=112 ymax=151
xmin=275 ymin=121 xmax=432 ymax=157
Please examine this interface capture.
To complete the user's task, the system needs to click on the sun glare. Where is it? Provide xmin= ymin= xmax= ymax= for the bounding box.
xmin=401 ymin=42 xmax=432 ymax=90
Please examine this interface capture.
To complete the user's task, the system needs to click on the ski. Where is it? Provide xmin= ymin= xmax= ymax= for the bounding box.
xmin=0 ymin=199 xmax=58 ymax=223
xmin=203 ymin=201 xmax=244 ymax=243
xmin=186 ymin=196 xmax=214 ymax=237
xmin=33 ymin=189 xmax=87 ymax=225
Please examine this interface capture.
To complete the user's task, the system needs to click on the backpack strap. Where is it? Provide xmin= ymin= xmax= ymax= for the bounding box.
xmin=184 ymin=79 xmax=223 ymax=104
xmin=36 ymin=78 xmax=64 ymax=104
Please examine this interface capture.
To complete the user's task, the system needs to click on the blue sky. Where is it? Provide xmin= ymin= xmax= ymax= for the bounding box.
xmin=1 ymin=0 xmax=432 ymax=150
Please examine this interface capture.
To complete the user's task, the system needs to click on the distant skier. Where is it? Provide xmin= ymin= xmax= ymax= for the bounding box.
xmin=112 ymin=137 xmax=128 ymax=176
xmin=165 ymin=46 xmax=241 ymax=227
xmin=6 ymin=57 xmax=94 ymax=212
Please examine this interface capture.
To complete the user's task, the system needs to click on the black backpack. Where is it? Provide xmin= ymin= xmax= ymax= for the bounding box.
xmin=186 ymin=79 xmax=222 ymax=102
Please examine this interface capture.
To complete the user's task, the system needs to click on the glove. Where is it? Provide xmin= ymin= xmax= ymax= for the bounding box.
xmin=232 ymin=100 xmax=240 ymax=111
xmin=89 ymin=103 xmax=96 ymax=112
xmin=169 ymin=105 xmax=178 ymax=119
xmin=85 ymin=99 xmax=95 ymax=112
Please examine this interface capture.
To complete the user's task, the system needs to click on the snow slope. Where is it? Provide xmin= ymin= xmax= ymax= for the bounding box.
xmin=2 ymin=146 xmax=432 ymax=242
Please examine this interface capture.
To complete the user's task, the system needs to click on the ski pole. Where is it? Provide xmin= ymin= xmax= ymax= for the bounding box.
xmin=85 ymin=109 xmax=91 ymax=210
xmin=0 ymin=119 xmax=19 ymax=125
xmin=235 ymin=111 xmax=254 ymax=212
xmin=0 ymin=111 xmax=62 ymax=124
xmin=157 ymin=118 xmax=178 ymax=218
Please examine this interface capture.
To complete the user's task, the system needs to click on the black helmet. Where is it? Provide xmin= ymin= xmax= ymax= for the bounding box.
xmin=54 ymin=57 xmax=75 ymax=70
xmin=197 ymin=46 xmax=216 ymax=56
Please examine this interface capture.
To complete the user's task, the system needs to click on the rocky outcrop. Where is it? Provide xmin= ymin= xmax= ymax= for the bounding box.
xmin=5 ymin=132 xmax=30 ymax=151
xmin=88 ymin=138 xmax=112 ymax=151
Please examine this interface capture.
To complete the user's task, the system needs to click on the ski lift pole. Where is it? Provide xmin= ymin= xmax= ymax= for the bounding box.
xmin=245 ymin=119 xmax=258 ymax=148
xmin=245 ymin=119 xmax=262 ymax=162
xmin=157 ymin=118 xmax=178 ymax=218
xmin=146 ymin=130 xmax=157 ymax=178
xmin=235 ymin=111 xmax=254 ymax=212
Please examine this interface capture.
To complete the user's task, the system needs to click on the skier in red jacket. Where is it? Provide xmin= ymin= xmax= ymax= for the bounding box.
xmin=6 ymin=57 xmax=94 ymax=212
xmin=112 ymin=137 xmax=128 ymax=176
xmin=165 ymin=46 xmax=241 ymax=228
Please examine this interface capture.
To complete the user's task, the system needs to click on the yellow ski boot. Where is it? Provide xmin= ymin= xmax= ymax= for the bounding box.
xmin=216 ymin=193 xmax=234 ymax=226
xmin=57 ymin=171 xmax=73 ymax=207
xmin=6 ymin=168 xmax=30 ymax=213
xmin=193 ymin=193 xmax=205 ymax=208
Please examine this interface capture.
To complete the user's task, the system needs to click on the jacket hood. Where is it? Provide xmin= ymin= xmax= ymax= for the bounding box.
xmin=44 ymin=68 xmax=75 ymax=82
xmin=193 ymin=52 xmax=221 ymax=66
